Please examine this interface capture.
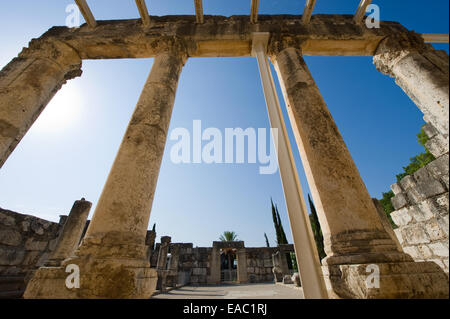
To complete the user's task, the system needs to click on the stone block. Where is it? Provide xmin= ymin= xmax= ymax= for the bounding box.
xmin=0 ymin=228 xmax=22 ymax=247
xmin=391 ymin=193 xmax=409 ymax=210
xmin=442 ymin=175 xmax=449 ymax=191
xmin=0 ymin=212 xmax=16 ymax=226
xmin=25 ymin=238 xmax=48 ymax=251
xmin=247 ymin=267 xmax=255 ymax=273
xmin=0 ymin=247 xmax=26 ymax=266
xmin=407 ymin=181 xmax=446 ymax=204
xmin=408 ymin=205 xmax=434 ymax=222
xmin=394 ymin=229 xmax=404 ymax=245
xmin=416 ymin=245 xmax=434 ymax=259
xmin=436 ymin=194 xmax=449 ymax=213
xmin=402 ymin=224 xmax=430 ymax=245
xmin=400 ymin=175 xmax=416 ymax=190
xmin=23 ymin=251 xmax=40 ymax=266
xmin=429 ymin=242 xmax=449 ymax=258
xmin=426 ymin=135 xmax=449 ymax=158
xmin=36 ymin=252 xmax=50 ymax=267
xmin=263 ymin=259 xmax=272 ymax=268
xmin=413 ymin=167 xmax=431 ymax=183
xmin=422 ymin=123 xmax=439 ymax=139
xmin=391 ymin=208 xmax=412 ymax=226
xmin=403 ymin=246 xmax=421 ymax=259
xmin=425 ymin=219 xmax=447 ymax=241
xmin=427 ymin=154 xmax=449 ymax=179
xmin=437 ymin=215 xmax=449 ymax=237
xmin=390 ymin=183 xmax=403 ymax=195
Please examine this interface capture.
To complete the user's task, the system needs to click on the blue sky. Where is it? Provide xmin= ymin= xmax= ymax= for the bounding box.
xmin=0 ymin=1 xmax=448 ymax=247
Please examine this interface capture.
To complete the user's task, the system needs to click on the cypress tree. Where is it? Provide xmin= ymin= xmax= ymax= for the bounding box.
xmin=264 ymin=233 xmax=270 ymax=247
xmin=308 ymin=194 xmax=326 ymax=261
xmin=271 ymin=198 xmax=282 ymax=245
xmin=276 ymin=205 xmax=288 ymax=245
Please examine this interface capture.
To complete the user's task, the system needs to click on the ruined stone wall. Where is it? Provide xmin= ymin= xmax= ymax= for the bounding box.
xmin=390 ymin=123 xmax=449 ymax=273
xmin=0 ymin=208 xmax=65 ymax=297
xmin=245 ymin=247 xmax=278 ymax=283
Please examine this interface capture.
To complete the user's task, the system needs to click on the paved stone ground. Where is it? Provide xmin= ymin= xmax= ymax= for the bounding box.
xmin=152 ymin=283 xmax=304 ymax=299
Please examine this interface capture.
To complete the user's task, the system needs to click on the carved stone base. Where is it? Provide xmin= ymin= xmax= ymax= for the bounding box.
xmin=23 ymin=256 xmax=157 ymax=299
xmin=323 ymin=260 xmax=449 ymax=299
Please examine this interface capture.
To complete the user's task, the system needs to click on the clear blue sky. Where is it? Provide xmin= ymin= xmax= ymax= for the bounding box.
xmin=0 ymin=1 xmax=448 ymax=247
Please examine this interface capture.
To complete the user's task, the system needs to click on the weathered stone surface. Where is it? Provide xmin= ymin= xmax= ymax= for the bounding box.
xmin=391 ymin=208 xmax=412 ymax=226
xmin=402 ymin=224 xmax=430 ymax=245
xmin=429 ymin=242 xmax=449 ymax=258
xmin=392 ymin=193 xmax=409 ymax=210
xmin=0 ymin=229 xmax=22 ymax=246
xmin=390 ymin=183 xmax=403 ymax=195
xmin=24 ymin=239 xmax=48 ymax=251
xmin=400 ymin=176 xmax=416 ymax=190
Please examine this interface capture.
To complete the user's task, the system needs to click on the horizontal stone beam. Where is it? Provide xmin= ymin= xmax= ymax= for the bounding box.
xmin=194 ymin=0 xmax=204 ymax=24
xmin=135 ymin=0 xmax=150 ymax=26
xmin=250 ymin=0 xmax=260 ymax=24
xmin=74 ymin=0 xmax=97 ymax=28
xmin=422 ymin=33 xmax=449 ymax=43
xmin=29 ymin=15 xmax=413 ymax=59
xmin=301 ymin=0 xmax=317 ymax=24
xmin=354 ymin=0 xmax=372 ymax=24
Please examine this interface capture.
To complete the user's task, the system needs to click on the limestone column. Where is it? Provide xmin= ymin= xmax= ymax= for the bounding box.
xmin=145 ymin=230 xmax=157 ymax=261
xmin=157 ymin=236 xmax=171 ymax=270
xmin=236 ymin=248 xmax=248 ymax=284
xmin=0 ymin=40 xmax=82 ymax=168
xmin=45 ymin=198 xmax=92 ymax=267
xmin=207 ymin=243 xmax=221 ymax=284
xmin=270 ymin=43 xmax=449 ymax=299
xmin=24 ymin=40 xmax=187 ymax=299
xmin=373 ymin=33 xmax=449 ymax=138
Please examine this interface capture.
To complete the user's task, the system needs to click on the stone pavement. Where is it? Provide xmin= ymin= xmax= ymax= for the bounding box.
xmin=152 ymin=283 xmax=304 ymax=299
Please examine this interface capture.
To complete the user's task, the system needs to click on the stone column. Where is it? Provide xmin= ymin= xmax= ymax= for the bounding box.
xmin=24 ymin=40 xmax=187 ymax=299
xmin=270 ymin=43 xmax=449 ymax=299
xmin=236 ymin=248 xmax=248 ymax=284
xmin=373 ymin=32 xmax=449 ymax=138
xmin=207 ymin=243 xmax=221 ymax=284
xmin=145 ymin=230 xmax=157 ymax=261
xmin=157 ymin=236 xmax=171 ymax=270
xmin=0 ymin=39 xmax=82 ymax=168
xmin=45 ymin=198 xmax=92 ymax=267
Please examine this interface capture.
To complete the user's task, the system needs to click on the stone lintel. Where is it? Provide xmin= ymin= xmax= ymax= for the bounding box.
xmin=29 ymin=15 xmax=414 ymax=60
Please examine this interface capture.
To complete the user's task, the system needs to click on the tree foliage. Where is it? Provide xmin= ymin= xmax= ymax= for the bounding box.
xmin=379 ymin=127 xmax=435 ymax=226
xmin=264 ymin=233 xmax=270 ymax=247
xmin=271 ymin=199 xmax=288 ymax=245
xmin=219 ymin=231 xmax=238 ymax=242
xmin=308 ymin=195 xmax=327 ymax=261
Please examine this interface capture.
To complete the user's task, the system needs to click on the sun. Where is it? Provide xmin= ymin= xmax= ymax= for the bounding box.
xmin=33 ymin=83 xmax=84 ymax=133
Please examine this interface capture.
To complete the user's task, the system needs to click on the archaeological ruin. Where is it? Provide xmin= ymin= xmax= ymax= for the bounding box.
xmin=0 ymin=1 xmax=449 ymax=299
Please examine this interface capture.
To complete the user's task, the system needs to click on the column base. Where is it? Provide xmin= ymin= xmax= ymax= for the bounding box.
xmin=23 ymin=256 xmax=157 ymax=299
xmin=322 ymin=259 xmax=449 ymax=299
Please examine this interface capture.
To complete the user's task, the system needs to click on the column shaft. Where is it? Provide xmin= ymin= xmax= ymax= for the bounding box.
xmin=46 ymin=199 xmax=92 ymax=266
xmin=374 ymin=36 xmax=449 ymax=137
xmin=0 ymin=40 xmax=82 ymax=168
xmin=272 ymin=47 xmax=399 ymax=261
xmin=253 ymin=34 xmax=328 ymax=299
xmin=81 ymin=51 xmax=186 ymax=259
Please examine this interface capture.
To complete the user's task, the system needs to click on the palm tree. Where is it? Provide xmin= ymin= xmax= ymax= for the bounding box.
xmin=219 ymin=231 xmax=238 ymax=242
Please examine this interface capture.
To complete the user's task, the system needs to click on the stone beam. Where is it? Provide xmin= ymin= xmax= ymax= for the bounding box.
xmin=354 ymin=0 xmax=372 ymax=24
xmin=250 ymin=0 xmax=260 ymax=24
xmin=74 ymin=0 xmax=97 ymax=28
xmin=301 ymin=0 xmax=316 ymax=24
xmin=29 ymin=15 xmax=414 ymax=59
xmin=135 ymin=0 xmax=150 ymax=26
xmin=194 ymin=0 xmax=204 ymax=24
xmin=422 ymin=33 xmax=450 ymax=43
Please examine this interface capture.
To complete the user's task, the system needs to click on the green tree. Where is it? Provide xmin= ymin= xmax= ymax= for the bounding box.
xmin=276 ymin=205 xmax=288 ymax=245
xmin=308 ymin=195 xmax=326 ymax=261
xmin=151 ymin=223 xmax=156 ymax=233
xmin=379 ymin=191 xmax=397 ymax=228
xmin=264 ymin=233 xmax=270 ymax=247
xmin=219 ymin=231 xmax=238 ymax=242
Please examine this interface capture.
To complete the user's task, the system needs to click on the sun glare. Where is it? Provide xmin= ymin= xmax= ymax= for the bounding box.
xmin=33 ymin=83 xmax=84 ymax=133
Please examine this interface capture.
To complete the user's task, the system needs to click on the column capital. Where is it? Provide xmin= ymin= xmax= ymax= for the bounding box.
xmin=267 ymin=35 xmax=304 ymax=60
xmin=151 ymin=37 xmax=189 ymax=64
xmin=18 ymin=39 xmax=82 ymax=80
xmin=373 ymin=31 xmax=431 ymax=76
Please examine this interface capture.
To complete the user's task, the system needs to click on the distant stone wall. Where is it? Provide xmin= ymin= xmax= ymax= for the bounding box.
xmin=0 ymin=208 xmax=65 ymax=298
xmin=389 ymin=124 xmax=449 ymax=273
xmin=245 ymin=247 xmax=278 ymax=283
